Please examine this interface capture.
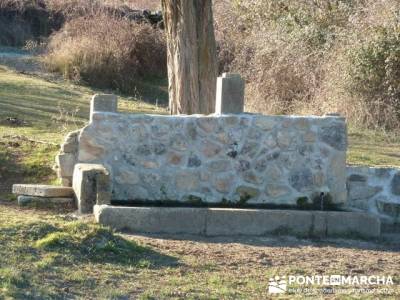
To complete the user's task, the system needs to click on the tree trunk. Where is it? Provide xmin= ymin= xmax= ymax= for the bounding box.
xmin=161 ymin=0 xmax=217 ymax=115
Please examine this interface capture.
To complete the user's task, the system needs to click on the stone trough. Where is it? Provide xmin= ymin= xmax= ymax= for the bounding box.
xmin=14 ymin=73 xmax=400 ymax=238
xmin=94 ymin=205 xmax=381 ymax=238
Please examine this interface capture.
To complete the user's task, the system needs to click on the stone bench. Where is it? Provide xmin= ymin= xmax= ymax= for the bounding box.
xmin=12 ymin=184 xmax=75 ymax=207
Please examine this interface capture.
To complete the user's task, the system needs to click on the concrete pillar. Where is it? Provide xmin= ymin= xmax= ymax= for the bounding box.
xmin=215 ymin=73 xmax=245 ymax=114
xmin=90 ymin=94 xmax=118 ymax=122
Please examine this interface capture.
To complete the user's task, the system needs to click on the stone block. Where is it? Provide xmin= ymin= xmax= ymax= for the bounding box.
xmin=90 ymin=94 xmax=118 ymax=121
xmin=205 ymin=209 xmax=314 ymax=237
xmin=376 ymin=198 xmax=400 ymax=220
xmin=73 ymin=164 xmax=111 ymax=214
xmin=94 ymin=206 xmax=206 ymax=234
xmin=326 ymin=211 xmax=380 ymax=238
xmin=215 ymin=73 xmax=245 ymax=114
xmin=12 ymin=184 xmax=74 ymax=198
xmin=61 ymin=130 xmax=80 ymax=153
xmin=391 ymin=172 xmax=400 ymax=196
xmin=18 ymin=195 xmax=74 ymax=207
xmin=56 ymin=153 xmax=76 ymax=178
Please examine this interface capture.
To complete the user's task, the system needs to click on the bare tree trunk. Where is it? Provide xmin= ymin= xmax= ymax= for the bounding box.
xmin=161 ymin=0 xmax=217 ymax=115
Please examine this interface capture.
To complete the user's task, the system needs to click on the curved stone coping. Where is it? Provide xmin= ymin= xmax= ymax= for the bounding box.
xmin=94 ymin=205 xmax=380 ymax=239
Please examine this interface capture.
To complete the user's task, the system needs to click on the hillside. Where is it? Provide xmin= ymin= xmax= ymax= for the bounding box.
xmin=0 ymin=54 xmax=165 ymax=198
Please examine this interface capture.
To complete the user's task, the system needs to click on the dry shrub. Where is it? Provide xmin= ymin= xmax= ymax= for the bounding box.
xmin=44 ymin=13 xmax=166 ymax=93
xmin=315 ymin=0 xmax=400 ymax=130
xmin=214 ymin=0 xmax=400 ymax=130
xmin=0 ymin=0 xmax=161 ymax=46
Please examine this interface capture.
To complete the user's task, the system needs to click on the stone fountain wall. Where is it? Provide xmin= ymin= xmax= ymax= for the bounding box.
xmin=74 ymin=112 xmax=347 ymax=205
xmin=347 ymin=166 xmax=400 ymax=223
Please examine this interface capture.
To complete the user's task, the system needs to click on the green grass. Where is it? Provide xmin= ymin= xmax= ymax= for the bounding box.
xmin=0 ymin=206 xmax=178 ymax=299
xmin=348 ymin=127 xmax=400 ymax=167
xmin=0 ymin=65 xmax=165 ymax=142
xmin=0 ymin=66 xmax=166 ymax=197
xmin=0 ymin=205 xmax=399 ymax=299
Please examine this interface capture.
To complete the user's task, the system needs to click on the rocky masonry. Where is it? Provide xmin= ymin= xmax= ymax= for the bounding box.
xmin=76 ymin=112 xmax=347 ymax=206
xmin=347 ymin=166 xmax=400 ymax=223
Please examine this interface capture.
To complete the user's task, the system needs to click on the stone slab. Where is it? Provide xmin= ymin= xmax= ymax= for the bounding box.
xmin=55 ymin=153 xmax=76 ymax=178
xmin=215 ymin=73 xmax=245 ymax=114
xmin=90 ymin=94 xmax=118 ymax=122
xmin=94 ymin=206 xmax=207 ymax=235
xmin=94 ymin=206 xmax=381 ymax=239
xmin=12 ymin=184 xmax=74 ymax=198
xmin=326 ymin=211 xmax=381 ymax=238
xmin=18 ymin=195 xmax=74 ymax=207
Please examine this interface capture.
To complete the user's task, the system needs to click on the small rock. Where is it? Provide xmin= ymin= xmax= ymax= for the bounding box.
xmin=207 ymin=160 xmax=231 ymax=172
xmin=265 ymin=184 xmax=291 ymax=198
xmin=391 ymin=172 xmax=400 ymax=196
xmin=236 ymin=186 xmax=260 ymax=201
xmin=348 ymin=182 xmax=382 ymax=201
xmin=319 ymin=123 xmax=347 ymax=151
xmin=289 ymin=168 xmax=313 ymax=192
xmin=153 ymin=143 xmax=166 ymax=155
xmin=136 ymin=144 xmax=151 ymax=156
xmin=348 ymin=174 xmax=367 ymax=182
xmin=188 ymin=155 xmax=202 ymax=168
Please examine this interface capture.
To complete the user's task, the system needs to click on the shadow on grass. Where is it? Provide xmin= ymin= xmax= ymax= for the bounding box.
xmin=0 ymin=220 xmax=179 ymax=299
xmin=0 ymin=221 xmax=179 ymax=269
xmin=0 ymin=139 xmax=56 ymax=179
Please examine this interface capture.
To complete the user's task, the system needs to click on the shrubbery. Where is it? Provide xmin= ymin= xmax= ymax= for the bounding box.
xmin=214 ymin=0 xmax=400 ymax=130
xmin=44 ymin=14 xmax=166 ymax=94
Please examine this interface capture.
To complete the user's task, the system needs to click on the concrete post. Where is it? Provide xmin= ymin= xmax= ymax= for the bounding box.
xmin=215 ymin=73 xmax=245 ymax=114
xmin=90 ymin=94 xmax=118 ymax=122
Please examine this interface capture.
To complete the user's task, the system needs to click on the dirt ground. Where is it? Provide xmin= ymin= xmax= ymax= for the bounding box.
xmin=1 ymin=199 xmax=400 ymax=298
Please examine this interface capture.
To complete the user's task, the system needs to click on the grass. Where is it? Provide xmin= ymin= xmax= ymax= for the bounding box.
xmin=0 ymin=204 xmax=399 ymax=299
xmin=0 ymin=64 xmax=166 ymax=197
xmin=0 ymin=65 xmax=165 ymax=142
xmin=0 ymin=205 xmax=178 ymax=299
xmin=347 ymin=127 xmax=400 ymax=167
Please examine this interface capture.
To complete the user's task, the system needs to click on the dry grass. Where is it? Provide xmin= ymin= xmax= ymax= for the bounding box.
xmin=44 ymin=13 xmax=166 ymax=93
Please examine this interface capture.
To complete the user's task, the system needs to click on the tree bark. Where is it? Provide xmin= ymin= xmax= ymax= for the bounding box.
xmin=161 ymin=0 xmax=217 ymax=115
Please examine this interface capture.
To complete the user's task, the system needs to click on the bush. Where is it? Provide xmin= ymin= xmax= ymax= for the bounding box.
xmin=214 ymin=0 xmax=400 ymax=130
xmin=44 ymin=13 xmax=166 ymax=93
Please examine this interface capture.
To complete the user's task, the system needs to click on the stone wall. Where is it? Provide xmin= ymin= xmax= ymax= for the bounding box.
xmin=347 ymin=166 xmax=400 ymax=223
xmin=55 ymin=130 xmax=80 ymax=187
xmin=76 ymin=112 xmax=347 ymax=205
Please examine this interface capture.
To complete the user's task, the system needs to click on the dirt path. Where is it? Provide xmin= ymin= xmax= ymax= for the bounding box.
xmin=0 ymin=47 xmax=62 ymax=81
